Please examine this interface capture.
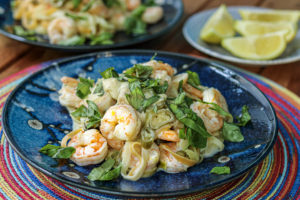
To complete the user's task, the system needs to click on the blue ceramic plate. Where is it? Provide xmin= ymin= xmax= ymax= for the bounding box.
xmin=2 ymin=50 xmax=278 ymax=197
xmin=0 ymin=0 xmax=183 ymax=52
xmin=183 ymin=6 xmax=300 ymax=66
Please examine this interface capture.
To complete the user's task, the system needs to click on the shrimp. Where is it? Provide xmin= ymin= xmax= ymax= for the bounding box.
xmin=142 ymin=6 xmax=163 ymax=24
xmin=183 ymin=83 xmax=204 ymax=99
xmin=190 ymin=101 xmax=223 ymax=135
xmin=156 ymin=124 xmax=180 ymax=142
xmin=86 ymin=92 xmax=116 ymax=114
xmin=203 ymin=88 xmax=229 ymax=112
xmin=100 ymin=104 xmax=142 ymax=141
xmin=61 ymin=129 xmax=108 ymax=166
xmin=110 ymin=13 xmax=127 ymax=31
xmin=47 ymin=16 xmax=76 ymax=44
xmin=142 ymin=60 xmax=174 ymax=85
xmin=58 ymin=77 xmax=83 ymax=109
xmin=125 ymin=0 xmax=141 ymax=11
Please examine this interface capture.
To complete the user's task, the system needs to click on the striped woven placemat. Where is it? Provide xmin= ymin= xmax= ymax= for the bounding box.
xmin=0 ymin=61 xmax=299 ymax=200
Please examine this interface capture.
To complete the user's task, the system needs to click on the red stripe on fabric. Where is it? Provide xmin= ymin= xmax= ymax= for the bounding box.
xmin=4 ymin=144 xmax=42 ymax=200
xmin=0 ymin=145 xmax=28 ymax=200
xmin=0 ymin=65 xmax=42 ymax=88
xmin=0 ymin=191 xmax=6 ymax=200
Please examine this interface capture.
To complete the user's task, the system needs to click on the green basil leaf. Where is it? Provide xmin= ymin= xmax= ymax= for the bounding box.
xmin=187 ymin=70 xmax=201 ymax=86
xmin=88 ymin=159 xmax=115 ymax=181
xmin=99 ymin=165 xmax=121 ymax=181
xmin=103 ymin=0 xmax=120 ymax=8
xmin=72 ymin=0 xmax=81 ymax=8
xmin=131 ymin=5 xmax=147 ymax=18
xmin=65 ymin=12 xmax=87 ymax=20
xmin=236 ymin=105 xmax=251 ymax=126
xmin=71 ymin=105 xmax=88 ymax=118
xmin=100 ymin=67 xmax=119 ymax=79
xmin=222 ymin=122 xmax=244 ymax=142
xmin=210 ymin=166 xmax=230 ymax=175
xmin=39 ymin=144 xmax=75 ymax=159
xmin=81 ymin=0 xmax=96 ymax=11
xmin=142 ymin=95 xmax=160 ymax=111
xmin=93 ymin=81 xmax=104 ymax=96
xmin=90 ymin=32 xmax=114 ymax=45
xmin=144 ymin=0 xmax=156 ymax=6
xmin=124 ymin=64 xmax=153 ymax=79
xmin=154 ymin=81 xmax=168 ymax=94
xmin=76 ymin=77 xmax=94 ymax=99
xmin=169 ymin=104 xmax=211 ymax=138
xmin=174 ymin=92 xmax=186 ymax=105
xmin=179 ymin=128 xmax=186 ymax=139
xmin=13 ymin=25 xmax=37 ymax=41
xmin=150 ymin=53 xmax=157 ymax=60
xmin=58 ymin=36 xmax=85 ymax=46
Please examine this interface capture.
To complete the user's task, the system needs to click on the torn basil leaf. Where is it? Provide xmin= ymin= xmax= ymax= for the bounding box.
xmin=39 ymin=144 xmax=75 ymax=159
xmin=72 ymin=0 xmax=81 ymax=8
xmin=210 ymin=166 xmax=230 ymax=175
xmin=103 ymin=0 xmax=120 ymax=8
xmin=93 ymin=81 xmax=104 ymax=96
xmin=100 ymin=67 xmax=119 ymax=79
xmin=81 ymin=0 xmax=96 ymax=11
xmin=222 ymin=122 xmax=244 ymax=142
xmin=13 ymin=25 xmax=37 ymax=41
xmin=187 ymin=70 xmax=201 ymax=87
xmin=76 ymin=77 xmax=94 ymax=99
xmin=124 ymin=64 xmax=153 ymax=79
xmin=90 ymin=32 xmax=114 ymax=45
xmin=71 ymin=105 xmax=88 ymax=118
xmin=99 ymin=165 xmax=121 ymax=181
xmin=236 ymin=105 xmax=251 ymax=126
xmin=124 ymin=5 xmax=147 ymax=35
xmin=65 ymin=13 xmax=87 ymax=20
xmin=88 ymin=159 xmax=115 ymax=181
xmin=58 ymin=36 xmax=85 ymax=46
xmin=200 ymin=101 xmax=233 ymax=122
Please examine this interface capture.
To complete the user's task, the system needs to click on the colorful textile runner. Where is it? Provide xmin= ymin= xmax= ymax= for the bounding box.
xmin=0 ymin=62 xmax=299 ymax=200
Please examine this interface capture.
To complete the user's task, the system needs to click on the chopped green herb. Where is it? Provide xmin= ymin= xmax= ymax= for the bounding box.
xmin=39 ymin=144 xmax=75 ymax=159
xmin=99 ymin=165 xmax=121 ymax=181
xmin=71 ymin=105 xmax=88 ymax=118
xmin=179 ymin=128 xmax=186 ymax=139
xmin=93 ymin=81 xmax=104 ymax=96
xmin=76 ymin=77 xmax=94 ymax=99
xmin=81 ymin=0 xmax=96 ymax=11
xmin=58 ymin=36 xmax=85 ymax=46
xmin=141 ymin=79 xmax=168 ymax=94
xmin=103 ymin=0 xmax=120 ymax=8
xmin=236 ymin=105 xmax=251 ymax=126
xmin=174 ymin=92 xmax=186 ymax=105
xmin=150 ymin=53 xmax=157 ymax=60
xmin=141 ymin=128 xmax=155 ymax=149
xmin=222 ymin=121 xmax=244 ymax=142
xmin=72 ymin=0 xmax=81 ymax=9
xmin=65 ymin=13 xmax=87 ymax=20
xmin=187 ymin=70 xmax=201 ymax=87
xmin=13 ymin=26 xmax=37 ymax=41
xmin=144 ymin=0 xmax=156 ymax=6
xmin=124 ymin=64 xmax=153 ymax=79
xmin=90 ymin=32 xmax=114 ymax=45
xmin=210 ymin=166 xmax=230 ymax=175
xmin=100 ymin=67 xmax=119 ymax=79
xmin=124 ymin=5 xmax=147 ymax=35
xmin=88 ymin=159 xmax=115 ymax=181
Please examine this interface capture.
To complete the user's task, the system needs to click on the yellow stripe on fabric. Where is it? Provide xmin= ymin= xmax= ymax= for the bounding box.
xmin=29 ymin=166 xmax=84 ymax=200
xmin=234 ymin=155 xmax=272 ymax=199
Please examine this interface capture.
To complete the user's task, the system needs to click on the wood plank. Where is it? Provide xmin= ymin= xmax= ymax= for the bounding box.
xmin=260 ymin=0 xmax=300 ymax=9
xmin=0 ymin=35 xmax=31 ymax=73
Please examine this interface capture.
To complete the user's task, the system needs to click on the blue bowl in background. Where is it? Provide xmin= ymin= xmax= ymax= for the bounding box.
xmin=0 ymin=0 xmax=183 ymax=52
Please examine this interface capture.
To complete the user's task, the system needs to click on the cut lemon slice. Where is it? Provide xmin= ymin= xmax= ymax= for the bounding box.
xmin=234 ymin=20 xmax=297 ymax=42
xmin=239 ymin=10 xmax=300 ymax=23
xmin=221 ymin=31 xmax=287 ymax=60
xmin=200 ymin=5 xmax=235 ymax=44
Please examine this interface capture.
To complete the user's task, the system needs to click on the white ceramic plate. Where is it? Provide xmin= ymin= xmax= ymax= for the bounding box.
xmin=183 ymin=6 xmax=300 ymax=66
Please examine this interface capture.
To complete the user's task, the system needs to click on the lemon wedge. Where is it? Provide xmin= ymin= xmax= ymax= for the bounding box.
xmin=239 ymin=10 xmax=300 ymax=23
xmin=200 ymin=5 xmax=235 ymax=44
xmin=234 ymin=20 xmax=297 ymax=42
xmin=221 ymin=31 xmax=287 ymax=60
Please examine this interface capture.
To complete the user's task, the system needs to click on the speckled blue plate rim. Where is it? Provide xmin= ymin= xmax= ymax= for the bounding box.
xmin=1 ymin=50 xmax=278 ymax=198
xmin=0 ymin=0 xmax=183 ymax=52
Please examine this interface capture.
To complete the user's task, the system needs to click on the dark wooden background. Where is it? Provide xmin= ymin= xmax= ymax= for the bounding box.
xmin=1 ymin=0 xmax=299 ymax=96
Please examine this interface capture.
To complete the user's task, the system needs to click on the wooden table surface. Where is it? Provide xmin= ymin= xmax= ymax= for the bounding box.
xmin=0 ymin=0 xmax=300 ymax=97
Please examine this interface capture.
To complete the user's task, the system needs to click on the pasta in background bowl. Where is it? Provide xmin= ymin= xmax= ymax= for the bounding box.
xmin=0 ymin=0 xmax=183 ymax=51
xmin=2 ymin=50 xmax=278 ymax=197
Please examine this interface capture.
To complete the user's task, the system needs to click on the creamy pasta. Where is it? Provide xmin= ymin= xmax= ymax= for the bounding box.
xmin=39 ymin=58 xmax=251 ymax=181
xmin=11 ymin=0 xmax=164 ymax=45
